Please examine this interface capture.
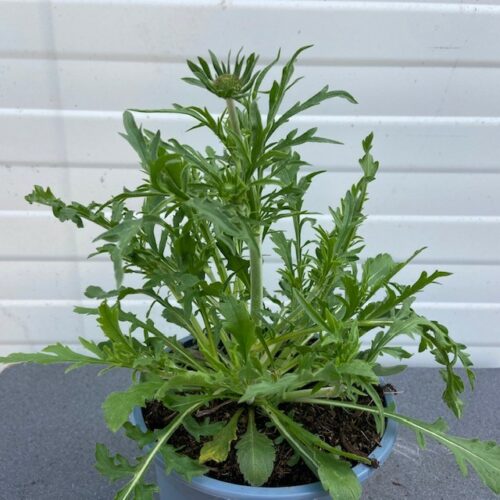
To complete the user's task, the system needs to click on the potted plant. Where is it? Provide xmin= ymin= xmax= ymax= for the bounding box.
xmin=1 ymin=47 xmax=499 ymax=500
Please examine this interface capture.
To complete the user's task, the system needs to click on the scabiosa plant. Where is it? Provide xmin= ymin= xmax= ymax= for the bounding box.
xmin=1 ymin=47 xmax=499 ymax=500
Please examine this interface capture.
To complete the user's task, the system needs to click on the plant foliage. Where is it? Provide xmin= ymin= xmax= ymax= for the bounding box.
xmin=1 ymin=47 xmax=498 ymax=499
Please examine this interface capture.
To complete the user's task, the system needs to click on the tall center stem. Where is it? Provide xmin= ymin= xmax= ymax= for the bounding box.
xmin=226 ymin=98 xmax=263 ymax=325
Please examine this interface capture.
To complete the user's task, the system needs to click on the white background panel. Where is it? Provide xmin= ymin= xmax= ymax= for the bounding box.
xmin=4 ymin=60 xmax=500 ymax=118
xmin=2 ymin=1 xmax=500 ymax=64
xmin=0 ymin=0 xmax=499 ymax=366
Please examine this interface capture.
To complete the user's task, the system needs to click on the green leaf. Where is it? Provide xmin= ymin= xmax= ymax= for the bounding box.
xmin=182 ymin=416 xmax=225 ymax=441
xmin=95 ymin=443 xmax=137 ymax=481
xmin=95 ymin=217 xmax=142 ymax=286
xmin=97 ymin=302 xmax=134 ymax=354
xmin=25 ymin=185 xmax=109 ymax=229
xmin=187 ymin=197 xmax=259 ymax=254
xmin=121 ymin=111 xmax=149 ymax=166
xmin=123 ymin=422 xmax=156 ymax=448
xmin=292 ymin=289 xmax=331 ymax=334
xmin=236 ymin=410 xmax=275 ymax=486
xmin=373 ymin=363 xmax=407 ymax=376
xmin=337 ymin=360 xmax=378 ymax=384
xmin=160 ymin=445 xmax=208 ymax=481
xmin=239 ymin=373 xmax=303 ymax=404
xmin=0 ymin=343 xmax=101 ymax=369
xmin=219 ymin=297 xmax=256 ymax=360
xmin=117 ymin=399 xmax=204 ymax=500
xmin=102 ymin=380 xmax=163 ymax=432
xmin=316 ymin=452 xmax=362 ymax=500
xmin=390 ymin=413 xmax=500 ymax=494
xmin=362 ymin=253 xmax=396 ymax=291
xmin=199 ymin=408 xmax=243 ymax=463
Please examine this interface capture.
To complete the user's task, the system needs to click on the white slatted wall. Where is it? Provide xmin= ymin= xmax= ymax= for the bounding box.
xmin=1 ymin=0 xmax=499 ymax=366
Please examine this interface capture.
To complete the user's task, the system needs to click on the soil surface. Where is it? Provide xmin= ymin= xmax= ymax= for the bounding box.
xmin=142 ymin=385 xmax=394 ymax=487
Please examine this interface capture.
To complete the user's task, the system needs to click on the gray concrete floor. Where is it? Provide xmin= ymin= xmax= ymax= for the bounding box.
xmin=0 ymin=365 xmax=498 ymax=499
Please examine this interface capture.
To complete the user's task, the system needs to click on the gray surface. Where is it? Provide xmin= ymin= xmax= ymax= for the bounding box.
xmin=0 ymin=366 xmax=498 ymax=500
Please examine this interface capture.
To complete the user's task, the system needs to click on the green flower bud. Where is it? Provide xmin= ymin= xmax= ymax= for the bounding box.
xmin=213 ymin=74 xmax=243 ymax=98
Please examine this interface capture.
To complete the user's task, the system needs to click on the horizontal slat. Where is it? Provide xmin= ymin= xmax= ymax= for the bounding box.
xmin=2 ymin=111 xmax=500 ymax=171
xmin=1 ymin=212 xmax=498 ymax=264
xmin=1 ymin=1 xmax=500 ymax=66
xmin=3 ymin=165 xmax=499 ymax=216
xmin=1 ymin=261 xmax=498 ymax=303
xmin=0 ymin=299 xmax=498 ymax=346
xmin=4 ymin=59 xmax=500 ymax=117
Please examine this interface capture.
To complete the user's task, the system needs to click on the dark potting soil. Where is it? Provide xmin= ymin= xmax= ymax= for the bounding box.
xmin=142 ymin=385 xmax=394 ymax=487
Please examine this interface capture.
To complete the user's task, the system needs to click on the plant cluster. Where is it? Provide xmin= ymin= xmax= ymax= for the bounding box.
xmin=2 ymin=47 xmax=499 ymax=500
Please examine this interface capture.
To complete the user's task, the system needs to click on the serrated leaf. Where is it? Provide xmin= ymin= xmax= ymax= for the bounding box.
xmin=199 ymin=409 xmax=243 ymax=463
xmin=337 ymin=360 xmax=378 ymax=383
xmin=160 ymin=445 xmax=208 ymax=481
xmin=236 ymin=410 xmax=275 ymax=486
xmin=182 ymin=416 xmax=225 ymax=441
xmin=239 ymin=373 xmax=303 ymax=404
xmin=102 ymin=380 xmax=163 ymax=432
xmin=95 ymin=443 xmax=136 ymax=481
xmin=316 ymin=452 xmax=362 ymax=500
xmin=123 ymin=422 xmax=156 ymax=448
xmin=115 ymin=482 xmax=157 ymax=500
xmin=0 ymin=343 xmax=101 ymax=369
xmin=391 ymin=413 xmax=500 ymax=494
xmin=97 ymin=302 xmax=134 ymax=354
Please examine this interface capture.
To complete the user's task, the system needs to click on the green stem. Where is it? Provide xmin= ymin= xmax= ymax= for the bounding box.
xmin=281 ymin=387 xmax=341 ymax=402
xmin=226 ymin=98 xmax=241 ymax=136
xmin=225 ymin=97 xmax=263 ymax=325
xmin=250 ymin=226 xmax=263 ymax=325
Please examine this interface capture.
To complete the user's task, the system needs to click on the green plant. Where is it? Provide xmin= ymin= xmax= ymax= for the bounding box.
xmin=2 ymin=47 xmax=499 ymax=500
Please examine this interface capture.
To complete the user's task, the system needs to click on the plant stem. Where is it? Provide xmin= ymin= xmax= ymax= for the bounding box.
xmin=250 ymin=226 xmax=263 ymax=325
xmin=281 ymin=387 xmax=341 ymax=401
xmin=225 ymin=97 xmax=263 ymax=325
xmin=226 ymin=98 xmax=241 ymax=136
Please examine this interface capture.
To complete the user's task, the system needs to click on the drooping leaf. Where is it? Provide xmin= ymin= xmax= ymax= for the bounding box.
xmin=160 ymin=445 xmax=208 ymax=481
xmin=95 ymin=443 xmax=138 ymax=481
xmin=389 ymin=413 xmax=500 ymax=494
xmin=0 ymin=343 xmax=102 ymax=370
xmin=316 ymin=452 xmax=362 ymax=500
xmin=199 ymin=409 xmax=243 ymax=464
xmin=102 ymin=380 xmax=164 ymax=433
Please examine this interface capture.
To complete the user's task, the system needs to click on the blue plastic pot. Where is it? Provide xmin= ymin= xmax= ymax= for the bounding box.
xmin=131 ymin=390 xmax=397 ymax=500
